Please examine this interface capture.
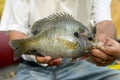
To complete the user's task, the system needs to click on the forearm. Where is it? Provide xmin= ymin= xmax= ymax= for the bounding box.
xmin=96 ymin=21 xmax=116 ymax=40
xmin=8 ymin=30 xmax=27 ymax=41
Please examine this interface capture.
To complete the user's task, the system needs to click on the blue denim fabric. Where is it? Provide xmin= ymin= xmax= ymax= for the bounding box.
xmin=14 ymin=59 xmax=120 ymax=80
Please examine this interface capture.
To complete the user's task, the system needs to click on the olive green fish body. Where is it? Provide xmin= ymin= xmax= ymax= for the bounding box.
xmin=9 ymin=13 xmax=95 ymax=60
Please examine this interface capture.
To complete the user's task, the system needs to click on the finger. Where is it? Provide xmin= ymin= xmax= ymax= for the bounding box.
xmin=99 ymin=45 xmax=120 ymax=56
xmin=91 ymin=48 xmax=117 ymax=61
xmin=90 ymin=56 xmax=114 ymax=66
xmin=36 ymin=56 xmax=52 ymax=64
xmin=91 ymin=49 xmax=108 ymax=60
xmin=104 ymin=37 xmax=115 ymax=46
xmin=98 ymin=37 xmax=120 ymax=56
xmin=48 ymin=58 xmax=62 ymax=66
xmin=90 ymin=53 xmax=104 ymax=64
xmin=90 ymin=57 xmax=104 ymax=66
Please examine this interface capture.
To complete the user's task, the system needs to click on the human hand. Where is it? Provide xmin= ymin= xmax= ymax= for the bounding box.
xmin=36 ymin=56 xmax=62 ymax=66
xmin=96 ymin=37 xmax=120 ymax=66
xmin=90 ymin=48 xmax=117 ymax=66
xmin=35 ymin=56 xmax=79 ymax=66
xmin=98 ymin=37 xmax=120 ymax=56
xmin=90 ymin=37 xmax=119 ymax=66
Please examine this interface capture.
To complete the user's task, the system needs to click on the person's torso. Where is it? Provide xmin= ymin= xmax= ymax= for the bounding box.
xmin=28 ymin=0 xmax=94 ymax=32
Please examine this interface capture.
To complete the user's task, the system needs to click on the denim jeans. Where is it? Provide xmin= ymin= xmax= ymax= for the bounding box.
xmin=14 ymin=59 xmax=120 ymax=80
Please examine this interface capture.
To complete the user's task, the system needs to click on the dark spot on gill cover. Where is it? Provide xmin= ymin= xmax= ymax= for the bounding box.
xmin=33 ymin=30 xmax=38 ymax=35
xmin=88 ymin=36 xmax=93 ymax=41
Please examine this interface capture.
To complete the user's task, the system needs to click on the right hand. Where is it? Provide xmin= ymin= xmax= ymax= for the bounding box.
xmin=36 ymin=56 xmax=62 ymax=66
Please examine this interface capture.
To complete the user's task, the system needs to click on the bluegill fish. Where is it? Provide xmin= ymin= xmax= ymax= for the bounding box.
xmin=9 ymin=13 xmax=96 ymax=60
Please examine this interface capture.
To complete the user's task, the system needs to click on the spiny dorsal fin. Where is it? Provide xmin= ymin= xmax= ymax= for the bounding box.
xmin=31 ymin=12 xmax=74 ymax=35
xmin=47 ymin=12 xmax=74 ymax=21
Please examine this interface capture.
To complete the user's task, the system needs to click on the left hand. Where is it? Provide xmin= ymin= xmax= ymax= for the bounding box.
xmin=90 ymin=36 xmax=118 ymax=66
xmin=89 ymin=21 xmax=118 ymax=66
xmin=98 ymin=37 xmax=120 ymax=56
xmin=90 ymin=48 xmax=117 ymax=66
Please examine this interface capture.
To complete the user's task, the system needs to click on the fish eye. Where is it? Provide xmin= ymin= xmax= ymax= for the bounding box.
xmin=74 ymin=32 xmax=79 ymax=37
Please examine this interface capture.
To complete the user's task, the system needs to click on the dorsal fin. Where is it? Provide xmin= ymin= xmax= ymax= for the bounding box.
xmin=31 ymin=12 xmax=74 ymax=35
xmin=47 ymin=12 xmax=74 ymax=21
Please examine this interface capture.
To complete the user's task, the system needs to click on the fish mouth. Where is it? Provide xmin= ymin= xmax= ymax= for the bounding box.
xmin=74 ymin=32 xmax=94 ymax=50
xmin=78 ymin=36 xmax=93 ymax=50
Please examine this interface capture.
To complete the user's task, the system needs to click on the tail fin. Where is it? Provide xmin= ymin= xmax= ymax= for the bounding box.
xmin=9 ymin=39 xmax=25 ymax=60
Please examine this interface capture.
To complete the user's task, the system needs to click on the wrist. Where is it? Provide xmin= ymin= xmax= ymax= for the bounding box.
xmin=96 ymin=21 xmax=116 ymax=39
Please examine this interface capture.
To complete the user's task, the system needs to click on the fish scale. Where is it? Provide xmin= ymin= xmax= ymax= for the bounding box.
xmin=9 ymin=13 xmax=97 ymax=60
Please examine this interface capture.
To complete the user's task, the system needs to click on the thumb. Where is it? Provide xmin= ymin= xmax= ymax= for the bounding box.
xmin=96 ymin=42 xmax=108 ymax=53
xmin=97 ymin=37 xmax=114 ymax=51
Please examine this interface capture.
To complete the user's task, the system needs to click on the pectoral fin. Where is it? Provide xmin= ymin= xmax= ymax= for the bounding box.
xmin=57 ymin=38 xmax=77 ymax=50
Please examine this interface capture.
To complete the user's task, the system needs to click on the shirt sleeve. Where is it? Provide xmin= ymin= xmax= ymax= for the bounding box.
xmin=0 ymin=0 xmax=30 ymax=35
xmin=90 ymin=0 xmax=112 ymax=24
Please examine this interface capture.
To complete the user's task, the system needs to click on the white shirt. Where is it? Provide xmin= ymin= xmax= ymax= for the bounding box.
xmin=0 ymin=0 xmax=112 ymax=64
